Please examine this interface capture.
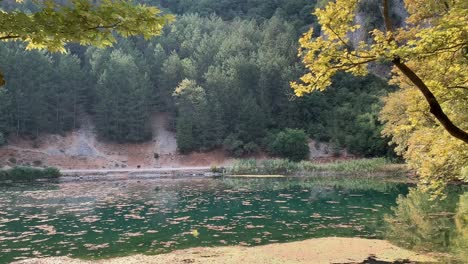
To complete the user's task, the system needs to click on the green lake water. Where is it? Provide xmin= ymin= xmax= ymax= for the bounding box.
xmin=0 ymin=177 xmax=466 ymax=263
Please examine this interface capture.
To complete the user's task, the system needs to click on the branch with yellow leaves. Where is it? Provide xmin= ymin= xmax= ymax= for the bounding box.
xmin=381 ymin=0 xmax=468 ymax=143
xmin=0 ymin=0 xmax=173 ymax=87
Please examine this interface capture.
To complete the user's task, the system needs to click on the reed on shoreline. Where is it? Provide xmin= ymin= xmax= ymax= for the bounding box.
xmin=227 ymin=158 xmax=405 ymax=176
xmin=0 ymin=166 xmax=61 ymax=181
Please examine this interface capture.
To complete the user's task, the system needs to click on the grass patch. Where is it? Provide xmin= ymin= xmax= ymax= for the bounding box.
xmin=227 ymin=158 xmax=403 ymax=176
xmin=0 ymin=166 xmax=61 ymax=182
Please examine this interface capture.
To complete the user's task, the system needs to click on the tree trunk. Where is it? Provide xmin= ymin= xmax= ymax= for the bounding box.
xmin=381 ymin=1 xmax=468 ymax=144
xmin=0 ymin=71 xmax=5 ymax=87
xmin=392 ymin=57 xmax=468 ymax=143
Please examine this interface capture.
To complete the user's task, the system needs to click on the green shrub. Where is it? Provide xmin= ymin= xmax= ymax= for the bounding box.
xmin=0 ymin=166 xmax=61 ymax=181
xmin=267 ymin=129 xmax=309 ymax=162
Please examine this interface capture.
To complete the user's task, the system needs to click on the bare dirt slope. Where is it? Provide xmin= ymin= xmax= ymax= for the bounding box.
xmin=14 ymin=237 xmax=437 ymax=264
xmin=152 ymin=113 xmax=177 ymax=156
xmin=0 ymin=113 xmax=232 ymax=169
xmin=0 ymin=113 xmax=345 ymax=170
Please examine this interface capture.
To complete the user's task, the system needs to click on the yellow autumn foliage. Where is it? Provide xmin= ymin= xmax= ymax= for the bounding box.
xmin=0 ymin=0 xmax=173 ymax=85
xmin=381 ymin=64 xmax=467 ymax=194
xmin=293 ymin=0 xmax=468 ymax=191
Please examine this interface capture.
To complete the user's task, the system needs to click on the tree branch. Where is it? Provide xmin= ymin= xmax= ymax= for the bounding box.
xmin=382 ymin=0 xmax=394 ymax=34
xmin=330 ymin=58 xmax=377 ymax=71
xmin=0 ymin=35 xmax=20 ymax=40
xmin=381 ymin=0 xmax=468 ymax=143
xmin=392 ymin=57 xmax=468 ymax=143
xmin=86 ymin=21 xmax=122 ymax=31
xmin=324 ymin=24 xmax=353 ymax=51
xmin=448 ymin=85 xmax=468 ymax=91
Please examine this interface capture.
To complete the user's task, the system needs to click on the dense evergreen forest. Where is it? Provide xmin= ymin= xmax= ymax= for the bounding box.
xmin=0 ymin=0 xmax=397 ymax=158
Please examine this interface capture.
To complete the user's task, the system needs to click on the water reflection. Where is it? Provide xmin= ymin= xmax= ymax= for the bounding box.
xmin=384 ymin=187 xmax=467 ymax=262
xmin=0 ymin=177 xmax=405 ymax=262
xmin=0 ymin=178 xmax=464 ymax=263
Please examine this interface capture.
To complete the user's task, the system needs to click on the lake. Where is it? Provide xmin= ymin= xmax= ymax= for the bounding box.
xmin=0 ymin=177 xmax=465 ymax=263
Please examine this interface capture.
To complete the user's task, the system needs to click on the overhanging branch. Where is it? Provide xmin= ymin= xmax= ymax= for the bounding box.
xmin=382 ymin=1 xmax=468 ymax=143
xmin=392 ymin=57 xmax=468 ymax=143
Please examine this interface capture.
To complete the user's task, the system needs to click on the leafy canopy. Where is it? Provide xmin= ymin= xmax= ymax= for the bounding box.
xmin=293 ymin=0 xmax=467 ymax=189
xmin=0 ymin=0 xmax=173 ymax=84
xmin=292 ymin=0 xmax=467 ymax=95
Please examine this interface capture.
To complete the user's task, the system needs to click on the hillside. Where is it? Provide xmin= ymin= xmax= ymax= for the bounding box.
xmin=0 ymin=0 xmax=413 ymax=168
xmin=0 ymin=112 xmax=345 ymax=170
xmin=0 ymin=8 xmax=400 ymax=162
xmin=0 ymin=113 xmax=235 ymax=169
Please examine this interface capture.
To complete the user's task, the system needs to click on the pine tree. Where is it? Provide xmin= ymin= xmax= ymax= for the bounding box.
xmin=173 ymin=79 xmax=219 ymax=152
xmin=94 ymin=49 xmax=152 ymax=142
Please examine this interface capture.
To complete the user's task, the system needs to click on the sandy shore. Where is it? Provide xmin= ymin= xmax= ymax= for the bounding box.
xmin=13 ymin=237 xmax=437 ymax=264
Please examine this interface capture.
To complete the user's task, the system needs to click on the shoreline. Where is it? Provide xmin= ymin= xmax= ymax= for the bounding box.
xmin=1 ymin=158 xmax=415 ymax=183
xmin=13 ymin=237 xmax=438 ymax=264
xmin=1 ymin=168 xmax=414 ymax=184
xmin=60 ymin=166 xmax=212 ymax=177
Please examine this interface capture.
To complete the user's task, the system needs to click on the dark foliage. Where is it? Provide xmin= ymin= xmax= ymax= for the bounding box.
xmin=0 ymin=166 xmax=61 ymax=181
xmin=266 ymin=129 xmax=309 ymax=161
xmin=0 ymin=0 xmax=399 ymax=158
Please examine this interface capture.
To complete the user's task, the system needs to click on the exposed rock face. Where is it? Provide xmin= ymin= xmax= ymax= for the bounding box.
xmin=308 ymin=139 xmax=354 ymax=160
xmin=0 ymin=112 xmax=351 ymax=169
xmin=349 ymin=0 xmax=408 ymax=78
xmin=0 ymin=113 xmax=232 ymax=169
